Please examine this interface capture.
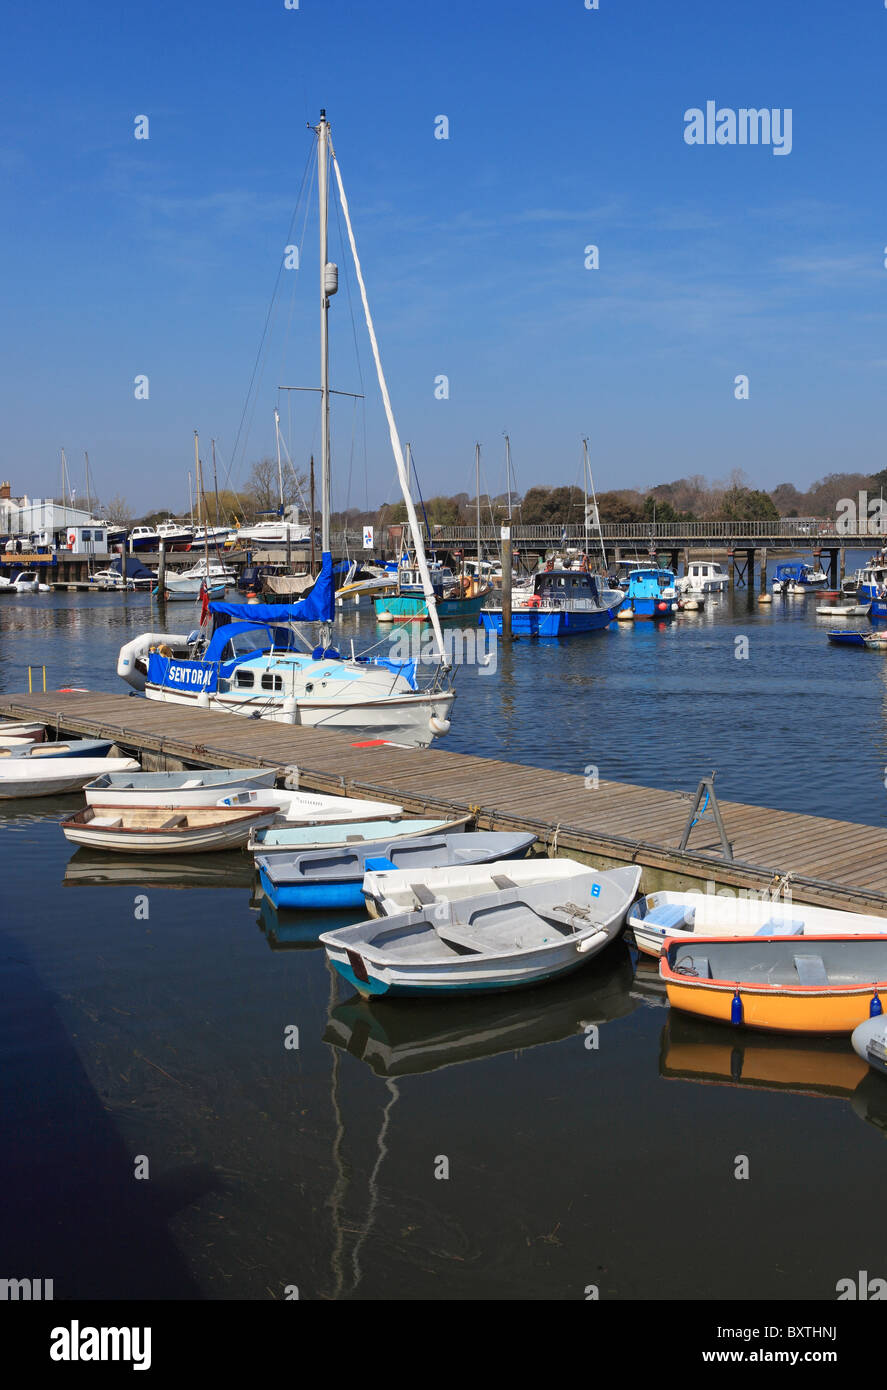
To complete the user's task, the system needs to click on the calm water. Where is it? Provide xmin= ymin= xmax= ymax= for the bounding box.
xmin=2 ymin=575 xmax=887 ymax=1300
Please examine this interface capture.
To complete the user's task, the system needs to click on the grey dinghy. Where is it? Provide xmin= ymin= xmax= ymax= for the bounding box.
xmin=319 ymin=865 xmax=642 ymax=997
xmin=257 ymin=831 xmax=537 ymax=911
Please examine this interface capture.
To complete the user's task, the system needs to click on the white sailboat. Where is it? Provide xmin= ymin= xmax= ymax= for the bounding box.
xmin=116 ymin=112 xmax=454 ymax=747
xmin=163 ymin=434 xmax=235 ymax=601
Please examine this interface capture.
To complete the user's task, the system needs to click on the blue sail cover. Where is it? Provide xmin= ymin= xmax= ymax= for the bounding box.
xmin=209 ymin=551 xmax=335 ymax=624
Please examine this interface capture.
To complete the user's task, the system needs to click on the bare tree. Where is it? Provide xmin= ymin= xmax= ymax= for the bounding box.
xmin=245 ymin=458 xmax=308 ymax=518
xmin=104 ymin=494 xmax=134 ymax=526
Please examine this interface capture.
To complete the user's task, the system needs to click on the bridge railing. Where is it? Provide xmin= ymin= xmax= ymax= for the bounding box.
xmin=385 ymin=520 xmax=848 ymax=543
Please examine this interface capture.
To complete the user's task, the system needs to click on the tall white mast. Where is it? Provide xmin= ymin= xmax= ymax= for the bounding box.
xmin=195 ymin=431 xmax=209 ymax=571
xmin=504 ymin=433 xmax=512 ymax=522
xmin=329 ymin=127 xmax=449 ymax=666
xmin=583 ymin=436 xmax=605 ymax=568
xmin=475 ymin=443 xmax=482 ymax=573
xmin=274 ymin=407 xmax=284 ymax=515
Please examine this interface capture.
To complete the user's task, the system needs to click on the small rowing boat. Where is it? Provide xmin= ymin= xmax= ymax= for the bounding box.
xmin=319 ymin=865 xmax=642 ymax=998
xmin=0 ymin=722 xmax=46 ymax=744
xmin=83 ymin=766 xmax=279 ymax=808
xmin=216 ymin=788 xmax=403 ymax=824
xmin=851 ymin=1016 xmax=887 ymax=1078
xmin=660 ymin=934 xmax=887 ymax=1033
xmin=0 ymin=757 xmax=140 ymax=800
xmin=258 ymin=830 xmax=536 ymax=911
xmin=61 ymin=804 xmax=279 ymax=853
xmin=0 ymin=738 xmax=115 ymax=759
xmin=248 ymin=814 xmax=470 ymax=858
xmin=363 ymin=854 xmax=589 ymax=918
xmin=628 ymin=889 xmax=887 ymax=957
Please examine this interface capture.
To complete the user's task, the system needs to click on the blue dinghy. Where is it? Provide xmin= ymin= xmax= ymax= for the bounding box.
xmin=257 ymin=830 xmax=537 ymax=911
xmin=3 ymin=737 xmax=115 ymax=759
xmin=827 ymin=630 xmax=868 ymax=647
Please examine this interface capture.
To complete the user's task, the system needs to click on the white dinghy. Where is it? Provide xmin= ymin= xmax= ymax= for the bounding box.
xmin=60 ymin=804 xmax=280 ymax=853
xmin=320 ymin=865 xmax=641 ymax=998
xmin=84 ymin=766 xmax=279 ymax=808
xmin=0 ymin=722 xmax=46 ymax=743
xmin=362 ymin=855 xmax=591 ymax=919
xmin=628 ymin=888 xmax=887 ymax=958
xmin=0 ymin=757 xmax=140 ymax=800
xmin=216 ymin=787 xmax=403 ymax=825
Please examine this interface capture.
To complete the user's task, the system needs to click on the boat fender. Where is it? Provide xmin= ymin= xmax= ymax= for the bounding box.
xmin=526 ymin=595 xmax=541 ymax=608
xmin=576 ymin=929 xmax=608 ymax=954
xmin=731 ymin=988 xmax=743 ymax=1026
xmin=429 ymin=715 xmax=451 ymax=737
xmin=157 ymin=644 xmax=173 ymax=658
xmin=871 ymin=990 xmax=883 ymax=1018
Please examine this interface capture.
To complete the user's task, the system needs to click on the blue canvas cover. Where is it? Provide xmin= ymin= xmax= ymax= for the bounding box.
xmin=210 ymin=551 xmax=335 ymax=624
xmin=112 ymin=555 xmax=154 ymax=580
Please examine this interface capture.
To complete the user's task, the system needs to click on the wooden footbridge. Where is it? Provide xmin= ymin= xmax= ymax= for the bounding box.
xmin=4 ymin=689 xmax=887 ymax=917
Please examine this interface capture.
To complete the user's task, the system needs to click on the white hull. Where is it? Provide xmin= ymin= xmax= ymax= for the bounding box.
xmin=216 ymin=788 xmax=404 ymax=823
xmin=84 ymin=767 xmax=278 ymax=808
xmin=143 ymin=683 xmax=455 ymax=746
xmin=629 ymin=889 xmax=887 ymax=958
xmin=0 ymin=757 xmax=139 ymax=800
xmin=62 ymin=809 xmax=278 ymax=853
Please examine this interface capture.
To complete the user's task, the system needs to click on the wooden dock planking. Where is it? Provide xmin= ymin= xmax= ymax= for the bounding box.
xmin=3 ymin=689 xmax=887 ymax=913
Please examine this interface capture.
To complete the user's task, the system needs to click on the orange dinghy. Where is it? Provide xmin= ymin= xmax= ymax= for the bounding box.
xmin=660 ymin=934 xmax=887 ymax=1035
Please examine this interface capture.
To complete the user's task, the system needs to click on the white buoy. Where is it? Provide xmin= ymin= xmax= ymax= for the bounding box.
xmin=758 ymin=593 xmax=773 ymax=605
xmin=376 ymin=610 xmax=395 ymax=623
xmin=429 ymin=715 xmax=451 ymax=736
xmin=617 ymin=607 xmax=634 ymax=621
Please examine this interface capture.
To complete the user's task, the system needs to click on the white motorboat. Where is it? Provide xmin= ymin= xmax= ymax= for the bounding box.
xmin=226 ymin=519 xmax=311 ymax=549
xmin=319 ymin=865 xmax=642 ymax=998
xmin=12 ymin=571 xmax=39 ymax=592
xmin=0 ymin=756 xmax=140 ymax=800
xmin=628 ymin=888 xmax=887 ymax=958
xmin=677 ymin=561 xmax=728 ymax=594
xmin=60 ymin=803 xmax=279 ymax=853
xmin=362 ymin=855 xmax=591 ymax=918
xmin=83 ymin=766 xmax=280 ymax=808
xmin=163 ymin=564 xmax=233 ymax=601
xmin=216 ymin=787 xmax=404 ymax=824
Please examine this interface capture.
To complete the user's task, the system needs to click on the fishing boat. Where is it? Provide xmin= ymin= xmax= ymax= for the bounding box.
xmin=60 ymin=803 xmax=279 ymax=853
xmin=772 ymin=562 xmax=827 ymax=594
xmin=116 ymin=113 xmax=456 ymax=749
xmin=629 ymin=888 xmax=887 ymax=958
xmin=0 ymin=757 xmax=140 ymax=799
xmin=318 ymin=865 xmax=642 ymax=998
xmin=216 ymin=788 xmax=403 ymax=823
xmin=250 ymin=813 xmax=470 ymax=858
xmin=660 ymin=934 xmax=887 ymax=1033
xmin=363 ymin=854 xmax=590 ymax=918
xmin=0 ymin=737 xmax=115 ymax=759
xmin=258 ymin=829 xmax=535 ymax=910
xmin=624 ymin=566 xmax=679 ymax=618
xmin=677 ymin=561 xmax=728 ymax=595
xmin=83 ymin=766 xmax=279 ymax=808
xmin=374 ymin=561 xmax=489 ymax=623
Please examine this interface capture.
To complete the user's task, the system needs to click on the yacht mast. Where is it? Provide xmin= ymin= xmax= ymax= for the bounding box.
xmin=318 ymin=111 xmax=332 ymax=557
xmin=504 ymin=433 xmax=512 ymax=522
xmin=195 ymin=431 xmax=209 ymax=572
xmin=475 ymin=443 xmax=482 ymax=574
xmin=274 ymin=407 xmax=284 ymax=516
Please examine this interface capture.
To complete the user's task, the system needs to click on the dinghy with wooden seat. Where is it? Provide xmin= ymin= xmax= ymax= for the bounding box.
xmin=248 ymin=814 xmax=471 ymax=858
xmin=0 ymin=757 xmax=140 ymax=800
xmin=660 ymin=934 xmax=887 ymax=1033
xmin=60 ymin=803 xmax=280 ymax=853
xmin=83 ymin=766 xmax=279 ymax=808
xmin=363 ymin=854 xmax=590 ymax=918
xmin=258 ymin=830 xmax=537 ymax=911
xmin=319 ymin=865 xmax=641 ymax=997
xmin=0 ymin=737 xmax=115 ymax=760
xmin=216 ymin=787 xmax=403 ymax=824
xmin=0 ymin=723 xmax=46 ymax=745
xmin=628 ymin=889 xmax=887 ymax=958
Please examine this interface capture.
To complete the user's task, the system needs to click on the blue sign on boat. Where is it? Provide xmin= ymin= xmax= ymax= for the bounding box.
xmin=146 ymin=654 xmax=218 ymax=693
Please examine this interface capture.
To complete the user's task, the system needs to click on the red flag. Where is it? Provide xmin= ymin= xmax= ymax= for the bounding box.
xmin=199 ymin=579 xmax=210 ymax=625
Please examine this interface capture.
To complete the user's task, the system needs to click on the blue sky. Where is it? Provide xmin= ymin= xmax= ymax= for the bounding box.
xmin=1 ymin=0 xmax=885 ymax=515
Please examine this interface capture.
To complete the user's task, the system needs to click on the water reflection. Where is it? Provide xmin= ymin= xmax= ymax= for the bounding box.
xmin=324 ymin=943 xmax=636 ymax=1078
xmin=64 ymin=846 xmax=256 ymax=890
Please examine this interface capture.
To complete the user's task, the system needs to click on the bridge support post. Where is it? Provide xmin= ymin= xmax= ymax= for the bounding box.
xmin=683 ymin=547 xmax=690 ymax=581
xmin=669 ymin=548 xmax=679 ymax=574
xmin=727 ymin=547 xmax=735 ymax=589
xmin=840 ymin=546 xmax=846 ymax=584
xmin=759 ymin=546 xmax=767 ymax=589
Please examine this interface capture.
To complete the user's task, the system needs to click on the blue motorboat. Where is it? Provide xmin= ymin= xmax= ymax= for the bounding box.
xmin=772 ymin=561 xmax=828 ymax=593
xmin=625 ymin=567 xmax=679 ymax=619
xmin=257 ymin=830 xmax=537 ymax=911
xmin=480 ymin=569 xmax=624 ymax=638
